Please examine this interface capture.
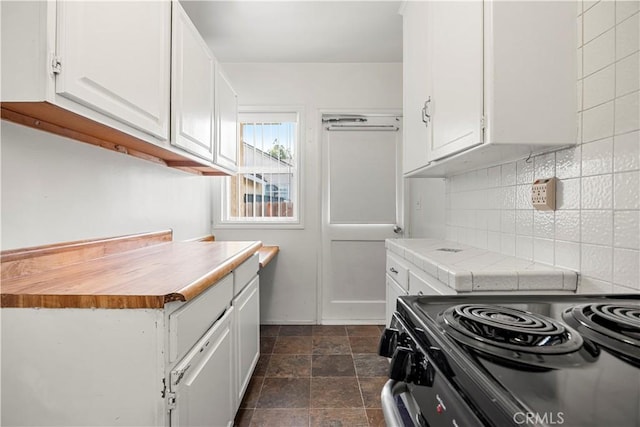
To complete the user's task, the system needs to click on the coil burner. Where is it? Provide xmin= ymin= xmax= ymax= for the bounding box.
xmin=563 ymin=303 xmax=640 ymax=366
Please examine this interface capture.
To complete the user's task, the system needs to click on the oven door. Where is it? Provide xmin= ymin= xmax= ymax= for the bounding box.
xmin=381 ymin=380 xmax=427 ymax=427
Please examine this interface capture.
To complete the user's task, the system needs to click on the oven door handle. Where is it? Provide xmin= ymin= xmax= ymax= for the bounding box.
xmin=381 ymin=379 xmax=409 ymax=427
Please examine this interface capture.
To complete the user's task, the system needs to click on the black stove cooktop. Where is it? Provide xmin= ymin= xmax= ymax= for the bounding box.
xmin=397 ymin=293 xmax=640 ymax=427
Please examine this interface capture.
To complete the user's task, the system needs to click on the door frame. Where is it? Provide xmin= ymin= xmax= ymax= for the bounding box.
xmin=316 ymin=108 xmax=404 ymax=324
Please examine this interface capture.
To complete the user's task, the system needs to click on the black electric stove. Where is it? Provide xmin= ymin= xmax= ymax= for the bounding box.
xmin=379 ymin=294 xmax=640 ymax=427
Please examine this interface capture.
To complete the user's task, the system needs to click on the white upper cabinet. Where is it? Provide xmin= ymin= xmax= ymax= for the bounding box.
xmin=402 ymin=1 xmax=576 ymax=177
xmin=1 ymin=1 xmax=239 ymax=175
xmin=427 ymin=1 xmax=484 ymax=161
xmin=55 ymin=1 xmax=170 ymax=140
xmin=171 ymin=2 xmax=215 ymax=162
xmin=215 ymin=67 xmax=239 ymax=172
xmin=401 ymin=1 xmax=430 ymax=175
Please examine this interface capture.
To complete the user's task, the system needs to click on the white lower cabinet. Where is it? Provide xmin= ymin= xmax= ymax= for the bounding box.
xmin=0 ymin=255 xmax=260 ymax=427
xmin=233 ymin=276 xmax=260 ymax=409
xmin=386 ymin=275 xmax=407 ymax=327
xmin=169 ymin=308 xmax=235 ymax=427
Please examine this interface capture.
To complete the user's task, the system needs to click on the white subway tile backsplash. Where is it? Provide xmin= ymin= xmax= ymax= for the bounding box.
xmin=516 ymin=159 xmax=534 ymax=184
xmin=555 ymin=240 xmax=581 ymax=271
xmin=501 ymin=233 xmax=516 ymax=256
xmin=613 ymin=130 xmax=640 ymax=172
xmin=577 ymin=79 xmax=584 ymax=111
xmin=617 ymin=1 xmax=640 ymax=23
xmin=577 ymin=112 xmax=583 ymax=143
xmin=516 ymin=184 xmax=531 ymax=210
xmin=555 ymin=210 xmax=581 ymax=242
xmin=534 ymin=152 xmax=556 ymax=179
xmin=614 ymin=90 xmax=640 ymax=135
xmin=582 ymin=101 xmax=614 ymax=142
xmin=584 ymin=0 xmax=599 ymax=14
xmin=534 ymin=210 xmax=555 ymax=238
xmin=582 ymin=64 xmax=615 ymax=109
xmin=556 ymin=146 xmax=582 ymax=179
xmin=476 ymin=169 xmax=488 ymax=190
xmin=581 ymin=210 xmax=614 ymax=245
xmin=533 ymin=238 xmax=555 ymax=265
xmin=501 ymin=163 xmax=517 ymax=186
xmin=581 ymin=174 xmax=613 ymax=208
xmin=487 ymin=231 xmax=501 ymax=252
xmin=582 ymin=138 xmax=613 ymax=176
xmin=584 ymin=0 xmax=615 ymax=43
xmin=475 ymin=229 xmax=488 ymax=249
xmin=616 ymin=12 xmax=640 ymax=60
xmin=583 ymin=28 xmax=615 ymax=76
xmin=516 ymin=210 xmax=534 ymax=236
xmin=556 ymin=178 xmax=581 ymax=210
xmin=501 ymin=210 xmax=516 ymax=234
xmin=476 ymin=210 xmax=489 ymax=230
xmin=439 ymin=5 xmax=639 ymax=294
xmin=516 ymin=235 xmax=534 ymax=260
xmin=581 ymin=244 xmax=613 ymax=282
xmin=614 ymin=210 xmax=640 ymax=249
xmin=615 ymin=52 xmax=640 ymax=97
xmin=557 ymin=178 xmax=582 ymax=210
xmin=487 ymin=166 xmax=501 ymax=187
xmin=500 ymin=186 xmax=517 ymax=210
xmin=487 ymin=209 xmax=501 ymax=232
xmin=613 ymin=248 xmax=640 ymax=289
xmin=614 ymin=170 xmax=640 ymax=209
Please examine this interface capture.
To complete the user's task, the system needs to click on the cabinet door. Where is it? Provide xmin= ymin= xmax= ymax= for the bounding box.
xmin=215 ymin=68 xmax=239 ymax=172
xmin=428 ymin=1 xmax=484 ymax=161
xmin=171 ymin=2 xmax=215 ymax=161
xmin=402 ymin=1 xmax=431 ymax=174
xmin=170 ymin=308 xmax=234 ymax=427
xmin=386 ymin=275 xmax=407 ymax=327
xmin=234 ymin=276 xmax=260 ymax=409
xmin=55 ymin=1 xmax=170 ymax=140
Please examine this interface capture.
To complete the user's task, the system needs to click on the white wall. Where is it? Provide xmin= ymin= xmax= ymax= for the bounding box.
xmin=213 ymin=63 xmax=402 ymax=323
xmin=443 ymin=1 xmax=640 ymax=293
xmin=1 ymin=121 xmax=214 ymax=249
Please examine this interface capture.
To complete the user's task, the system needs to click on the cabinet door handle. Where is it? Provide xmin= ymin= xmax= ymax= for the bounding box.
xmin=421 ymin=97 xmax=431 ymax=126
xmin=389 ymin=267 xmax=398 ymax=274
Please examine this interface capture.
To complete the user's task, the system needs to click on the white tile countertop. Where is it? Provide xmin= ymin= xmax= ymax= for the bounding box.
xmin=386 ymin=238 xmax=578 ymax=292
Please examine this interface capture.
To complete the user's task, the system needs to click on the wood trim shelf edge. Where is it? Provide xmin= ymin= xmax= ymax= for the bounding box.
xmin=1 ymin=102 xmax=232 ymax=176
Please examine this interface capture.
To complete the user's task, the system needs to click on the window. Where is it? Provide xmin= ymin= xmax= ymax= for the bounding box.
xmin=221 ymin=109 xmax=301 ymax=225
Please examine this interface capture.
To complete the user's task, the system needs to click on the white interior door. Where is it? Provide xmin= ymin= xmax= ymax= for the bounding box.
xmin=321 ymin=115 xmax=402 ymax=324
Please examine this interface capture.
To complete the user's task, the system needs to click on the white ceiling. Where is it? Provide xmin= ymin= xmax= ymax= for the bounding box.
xmin=180 ymin=1 xmax=403 ymax=63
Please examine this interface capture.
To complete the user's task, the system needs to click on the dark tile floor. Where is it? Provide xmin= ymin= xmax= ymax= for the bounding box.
xmin=234 ymin=324 xmax=388 ymax=427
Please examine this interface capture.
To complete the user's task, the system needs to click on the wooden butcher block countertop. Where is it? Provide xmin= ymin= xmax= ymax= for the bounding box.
xmin=1 ymin=231 xmax=262 ymax=309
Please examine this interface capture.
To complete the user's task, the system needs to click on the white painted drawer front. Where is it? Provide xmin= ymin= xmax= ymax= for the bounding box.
xmin=234 ymin=253 xmax=259 ymax=295
xmin=169 ymin=274 xmax=233 ymax=362
xmin=386 ymin=253 xmax=409 ymax=291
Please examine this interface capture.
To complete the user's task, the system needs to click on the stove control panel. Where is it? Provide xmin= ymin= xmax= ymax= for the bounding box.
xmin=381 ymin=326 xmax=436 ymax=387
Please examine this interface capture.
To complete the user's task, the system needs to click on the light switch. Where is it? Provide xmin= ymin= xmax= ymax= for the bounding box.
xmin=531 ymin=178 xmax=556 ymax=211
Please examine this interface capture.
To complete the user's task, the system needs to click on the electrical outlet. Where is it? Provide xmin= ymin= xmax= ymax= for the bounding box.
xmin=531 ymin=178 xmax=556 ymax=211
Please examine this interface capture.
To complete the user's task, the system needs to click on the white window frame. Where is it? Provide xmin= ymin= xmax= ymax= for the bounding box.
xmin=214 ymin=105 xmax=304 ymax=229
